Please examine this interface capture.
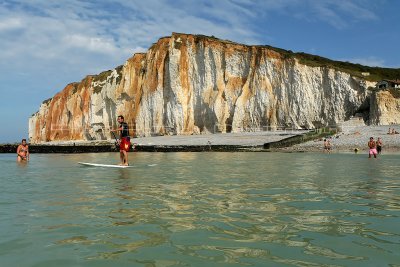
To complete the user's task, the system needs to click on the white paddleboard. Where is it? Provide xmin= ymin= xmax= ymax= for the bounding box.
xmin=78 ymin=162 xmax=133 ymax=168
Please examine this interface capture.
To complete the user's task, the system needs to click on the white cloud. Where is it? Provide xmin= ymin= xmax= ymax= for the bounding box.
xmin=342 ymin=57 xmax=385 ymax=67
xmin=236 ymin=0 xmax=379 ymax=29
xmin=310 ymin=0 xmax=378 ymax=29
xmin=313 ymin=3 xmax=348 ymax=29
xmin=63 ymin=34 xmax=117 ymax=53
xmin=0 ymin=0 xmax=386 ymax=81
xmin=334 ymin=0 xmax=378 ymax=21
xmin=0 ymin=0 xmax=381 ymax=65
xmin=0 ymin=0 xmax=259 ymax=60
xmin=0 ymin=17 xmax=24 ymax=31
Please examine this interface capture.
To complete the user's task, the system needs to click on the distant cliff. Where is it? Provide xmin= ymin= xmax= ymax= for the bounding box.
xmin=29 ymin=33 xmax=399 ymax=143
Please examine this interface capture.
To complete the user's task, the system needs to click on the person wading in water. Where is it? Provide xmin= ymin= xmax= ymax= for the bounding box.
xmin=368 ymin=137 xmax=377 ymax=159
xmin=376 ymin=137 xmax=383 ymax=154
xmin=111 ymin=115 xmax=131 ymax=166
xmin=16 ymin=139 xmax=29 ymax=162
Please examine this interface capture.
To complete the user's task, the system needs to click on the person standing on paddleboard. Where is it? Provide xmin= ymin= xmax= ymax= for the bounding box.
xmin=111 ymin=115 xmax=131 ymax=166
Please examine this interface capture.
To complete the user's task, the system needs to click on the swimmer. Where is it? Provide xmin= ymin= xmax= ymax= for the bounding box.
xmin=368 ymin=137 xmax=377 ymax=159
xmin=17 ymin=139 xmax=29 ymax=162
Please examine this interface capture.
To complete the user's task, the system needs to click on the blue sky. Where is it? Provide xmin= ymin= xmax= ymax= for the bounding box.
xmin=0 ymin=0 xmax=399 ymax=143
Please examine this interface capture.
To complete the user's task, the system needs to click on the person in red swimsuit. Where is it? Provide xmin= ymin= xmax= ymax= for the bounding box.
xmin=111 ymin=115 xmax=131 ymax=166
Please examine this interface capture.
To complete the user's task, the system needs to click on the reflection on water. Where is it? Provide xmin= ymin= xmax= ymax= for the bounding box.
xmin=0 ymin=152 xmax=399 ymax=266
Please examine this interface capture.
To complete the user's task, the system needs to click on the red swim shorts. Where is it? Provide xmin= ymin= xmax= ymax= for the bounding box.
xmin=120 ymin=137 xmax=131 ymax=152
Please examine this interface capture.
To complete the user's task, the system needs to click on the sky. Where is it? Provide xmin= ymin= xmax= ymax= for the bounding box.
xmin=0 ymin=0 xmax=399 ymax=143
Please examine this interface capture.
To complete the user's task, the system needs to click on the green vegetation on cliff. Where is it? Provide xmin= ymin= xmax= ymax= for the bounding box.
xmin=93 ymin=69 xmax=112 ymax=93
xmin=190 ymin=33 xmax=400 ymax=82
xmin=42 ymin=97 xmax=53 ymax=105
xmin=293 ymin=52 xmax=399 ymax=81
xmin=92 ymin=65 xmax=123 ymax=94
xmin=256 ymin=44 xmax=400 ymax=81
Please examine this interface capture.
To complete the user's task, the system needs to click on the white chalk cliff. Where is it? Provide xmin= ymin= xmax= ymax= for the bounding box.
xmin=29 ymin=33 xmax=397 ymax=143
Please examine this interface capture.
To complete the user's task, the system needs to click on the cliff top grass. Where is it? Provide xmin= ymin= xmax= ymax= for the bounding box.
xmin=170 ymin=33 xmax=400 ymax=82
xmin=42 ymin=97 xmax=53 ymax=105
xmin=252 ymin=42 xmax=399 ymax=82
xmin=92 ymin=65 xmax=123 ymax=93
xmin=290 ymin=52 xmax=399 ymax=82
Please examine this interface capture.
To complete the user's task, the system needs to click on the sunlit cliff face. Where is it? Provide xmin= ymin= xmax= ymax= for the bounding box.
xmin=29 ymin=33 xmax=391 ymax=143
xmin=369 ymin=89 xmax=400 ymax=125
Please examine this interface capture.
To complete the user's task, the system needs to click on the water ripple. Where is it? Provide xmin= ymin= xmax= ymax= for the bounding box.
xmin=1 ymin=152 xmax=400 ymax=266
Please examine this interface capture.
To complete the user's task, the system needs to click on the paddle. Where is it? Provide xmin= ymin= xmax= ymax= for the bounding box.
xmin=111 ymin=130 xmax=137 ymax=150
xmin=110 ymin=131 xmax=119 ymax=149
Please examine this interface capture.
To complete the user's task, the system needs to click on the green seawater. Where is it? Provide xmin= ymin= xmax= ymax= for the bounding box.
xmin=1 ymin=152 xmax=399 ymax=267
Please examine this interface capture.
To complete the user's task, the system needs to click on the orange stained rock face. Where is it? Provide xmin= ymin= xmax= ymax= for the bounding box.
xmin=265 ymin=49 xmax=285 ymax=60
xmin=225 ymin=76 xmax=247 ymax=95
xmin=145 ymin=38 xmax=170 ymax=93
xmin=29 ymin=33 xmax=377 ymax=142
xmin=177 ymin=35 xmax=194 ymax=133
xmin=32 ymin=77 xmax=92 ymax=142
xmin=115 ymin=54 xmax=146 ymax=135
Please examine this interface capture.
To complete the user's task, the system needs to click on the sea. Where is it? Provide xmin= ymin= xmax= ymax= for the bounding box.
xmin=1 ymin=152 xmax=399 ymax=266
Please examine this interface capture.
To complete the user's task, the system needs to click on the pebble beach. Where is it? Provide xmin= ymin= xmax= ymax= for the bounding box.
xmin=10 ymin=125 xmax=400 ymax=154
xmin=285 ymin=125 xmax=400 ymax=153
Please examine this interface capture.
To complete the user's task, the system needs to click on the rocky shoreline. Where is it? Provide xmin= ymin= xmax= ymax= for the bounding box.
xmin=1 ymin=131 xmax=307 ymax=153
xmin=2 ymin=126 xmax=399 ymax=153
xmin=0 ymin=143 xmax=267 ymax=153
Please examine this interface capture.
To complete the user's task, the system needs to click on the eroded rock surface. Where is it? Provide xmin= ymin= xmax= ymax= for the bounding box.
xmin=29 ymin=33 xmax=393 ymax=143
